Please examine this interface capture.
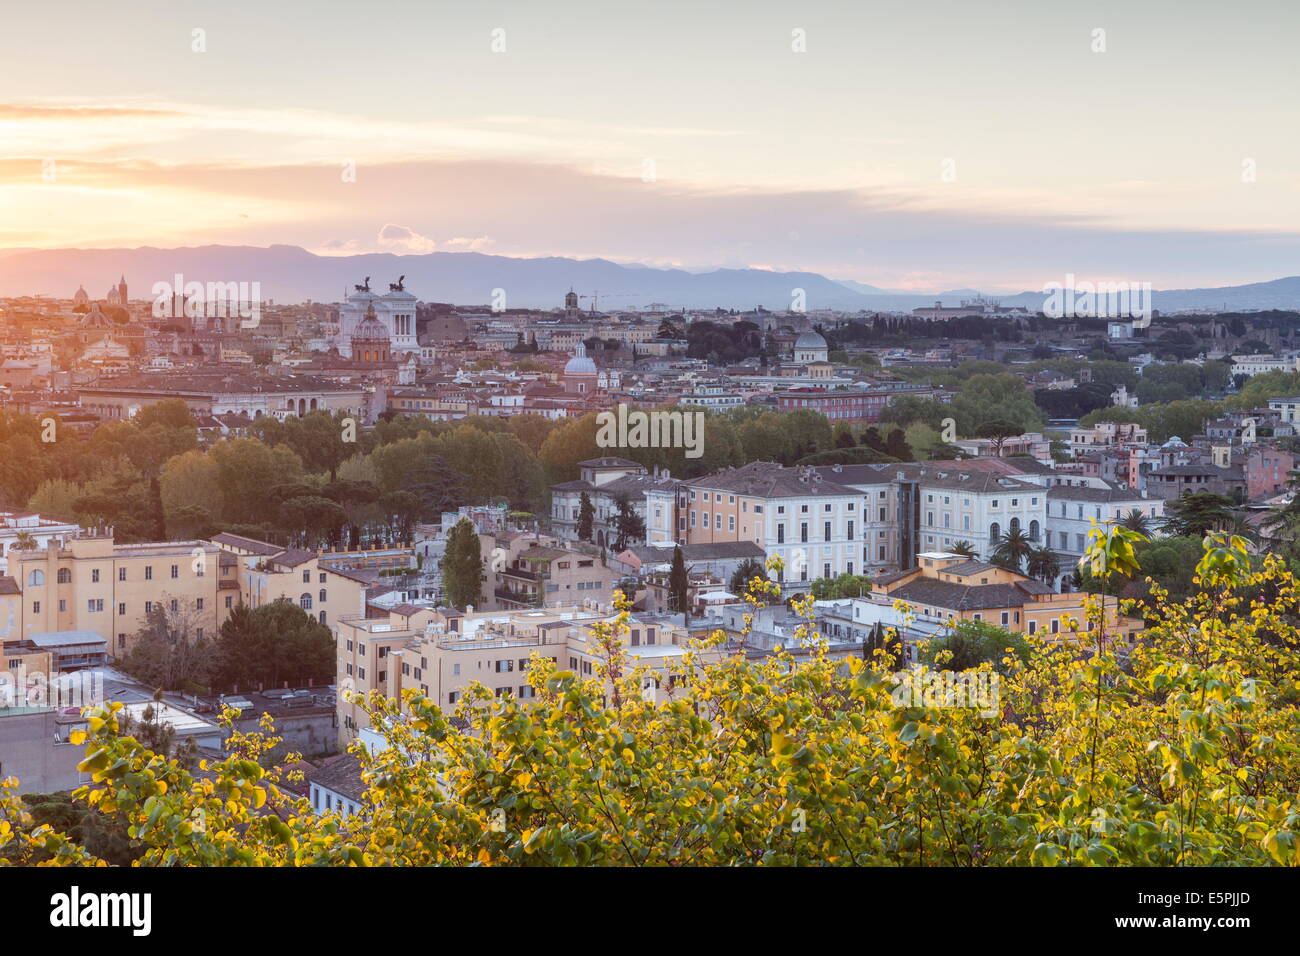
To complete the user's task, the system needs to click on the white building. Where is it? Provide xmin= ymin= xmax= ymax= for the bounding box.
xmin=1231 ymin=354 xmax=1298 ymax=378
xmin=1044 ymin=482 xmax=1165 ymax=589
xmin=333 ymin=278 xmax=419 ymax=358
xmin=0 ymin=512 xmax=81 ymax=573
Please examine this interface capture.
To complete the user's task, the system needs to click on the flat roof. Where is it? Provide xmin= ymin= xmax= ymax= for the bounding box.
xmin=27 ymin=630 xmax=108 ymax=649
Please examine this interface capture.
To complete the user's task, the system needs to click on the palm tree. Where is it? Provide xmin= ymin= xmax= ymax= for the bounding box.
xmin=1025 ymin=544 xmax=1061 ymax=584
xmin=12 ymin=532 xmax=37 ymax=551
xmin=1118 ymin=509 xmax=1151 ymax=536
xmin=990 ymin=528 xmax=1033 ymax=573
xmin=948 ymin=540 xmax=977 ymax=558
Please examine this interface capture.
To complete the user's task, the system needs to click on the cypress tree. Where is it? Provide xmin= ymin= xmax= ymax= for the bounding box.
xmin=669 ymin=545 xmax=690 ymax=622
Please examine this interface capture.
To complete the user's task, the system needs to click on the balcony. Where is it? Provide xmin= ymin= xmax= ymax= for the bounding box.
xmin=501 ymin=566 xmax=547 ymax=583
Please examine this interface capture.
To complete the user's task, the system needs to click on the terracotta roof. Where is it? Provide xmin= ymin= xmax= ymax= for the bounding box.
xmin=212 ymin=532 xmax=281 ymax=555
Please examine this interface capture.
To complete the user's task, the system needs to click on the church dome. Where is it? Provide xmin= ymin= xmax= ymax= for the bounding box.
xmin=73 ymin=285 xmax=89 ymax=304
xmin=564 ymin=342 xmax=597 ymax=375
xmin=794 ymin=330 xmax=827 ymax=350
xmin=352 ymin=304 xmax=389 ymax=341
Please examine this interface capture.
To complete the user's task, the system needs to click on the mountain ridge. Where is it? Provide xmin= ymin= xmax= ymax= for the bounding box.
xmin=2 ymin=244 xmax=1298 ymax=313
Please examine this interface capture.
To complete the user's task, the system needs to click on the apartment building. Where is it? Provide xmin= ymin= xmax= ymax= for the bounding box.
xmin=950 ymin=432 xmax=1052 ymax=461
xmin=871 ymin=552 xmax=1144 ymax=642
xmin=335 ymin=602 xmax=698 ymax=746
xmin=676 ymin=462 xmax=866 ymax=585
xmin=483 ymin=531 xmax=620 ymax=610
xmin=809 ymin=463 xmax=1047 ymax=571
xmin=1045 ymin=483 xmax=1165 ymax=588
xmin=1069 ymin=421 xmax=1148 ymax=458
xmin=550 ymin=457 xmax=678 ymax=549
xmin=6 ymin=535 xmax=223 ymax=659
xmin=211 ymin=532 xmax=369 ymax=629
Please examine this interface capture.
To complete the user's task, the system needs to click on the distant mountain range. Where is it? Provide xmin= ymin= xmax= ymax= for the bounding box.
xmin=2 ymin=244 xmax=1299 ymax=313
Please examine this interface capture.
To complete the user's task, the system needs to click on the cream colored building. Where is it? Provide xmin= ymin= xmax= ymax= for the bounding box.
xmin=335 ymin=602 xmax=698 ymax=747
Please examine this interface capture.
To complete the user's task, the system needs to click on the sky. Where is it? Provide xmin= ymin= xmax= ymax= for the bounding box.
xmin=3 ymin=0 xmax=1299 ymax=292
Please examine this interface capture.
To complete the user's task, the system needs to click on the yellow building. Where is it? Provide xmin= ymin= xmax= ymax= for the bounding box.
xmin=211 ymin=532 xmax=370 ymax=630
xmin=870 ymin=551 xmax=1144 ymax=642
xmin=7 ymin=535 xmax=224 ymax=659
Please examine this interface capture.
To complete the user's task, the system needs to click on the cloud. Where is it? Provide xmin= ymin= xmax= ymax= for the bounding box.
xmin=376 ymin=224 xmax=437 ymax=253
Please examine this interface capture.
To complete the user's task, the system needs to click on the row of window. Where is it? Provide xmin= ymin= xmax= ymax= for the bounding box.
xmin=31 ymin=597 xmax=204 ymax=615
xmin=27 ymin=562 xmax=200 ymax=588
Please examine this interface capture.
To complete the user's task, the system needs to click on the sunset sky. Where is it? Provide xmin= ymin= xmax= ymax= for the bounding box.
xmin=4 ymin=0 xmax=1299 ymax=291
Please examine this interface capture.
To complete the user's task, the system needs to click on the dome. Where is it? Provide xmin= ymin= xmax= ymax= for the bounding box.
xmin=352 ymin=305 xmax=389 ymax=342
xmin=73 ymin=285 xmax=89 ymax=303
xmin=794 ymin=331 xmax=827 ymax=349
xmin=564 ymin=342 xmax=597 ymax=375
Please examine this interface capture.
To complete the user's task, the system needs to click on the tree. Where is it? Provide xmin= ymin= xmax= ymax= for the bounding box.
xmin=668 ymin=545 xmax=689 ymax=621
xmin=118 ymin=602 xmax=214 ymax=692
xmin=1025 ymin=544 xmax=1061 ymax=584
xmin=440 ymin=518 xmax=483 ymax=610
xmin=612 ymin=495 xmax=646 ymax=551
xmin=862 ymin=620 xmax=904 ymax=669
xmin=8 ymin=536 xmax=1300 ymax=866
xmin=1164 ymin=492 xmax=1237 ymax=538
xmin=883 ymin=428 xmax=914 ymax=461
xmin=729 ymin=558 xmax=768 ymax=598
xmin=947 ymin=541 xmax=977 ymax=558
xmin=576 ymin=492 xmax=594 ymax=543
xmin=1119 ymin=509 xmax=1152 ymax=536
xmin=974 ymin=419 xmax=1026 ymax=457
xmin=990 ymin=528 xmax=1033 ymax=573
xmin=809 ymin=573 xmax=873 ymax=599
xmin=211 ymin=601 xmax=334 ymax=692
xmin=918 ymin=619 xmax=1031 ymax=672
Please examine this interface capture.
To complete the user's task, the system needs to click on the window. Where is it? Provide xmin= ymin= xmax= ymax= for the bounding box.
xmin=27 ymin=570 xmax=44 ymax=587
xmin=225 ymin=596 xmax=234 ymax=608
xmin=303 ymin=570 xmax=311 ymax=583
xmin=170 ymin=564 xmax=179 ymax=579
xmin=824 ymin=521 xmax=831 ymax=542
xmin=196 ymin=598 xmax=204 ymax=611
xmin=87 ymin=599 xmax=104 ymax=613
xmin=169 ymin=600 xmax=178 ymax=613
xmin=118 ymin=603 xmax=126 ymax=615
xmin=57 ymin=568 xmax=72 ymax=584
xmin=119 ymin=567 xmax=127 ymax=581
xmin=300 ymin=593 xmax=312 ymax=610
xmin=319 ymin=589 xmax=327 ymax=603
xmin=31 ymin=601 xmax=40 ymax=614
xmin=800 ymin=523 xmax=808 ymax=543
xmin=144 ymin=566 xmax=153 ymax=581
